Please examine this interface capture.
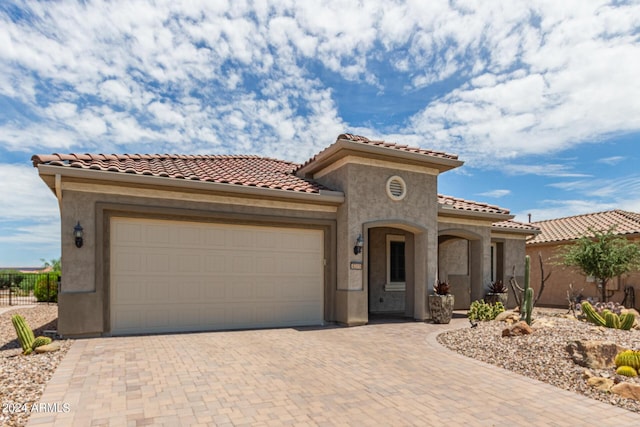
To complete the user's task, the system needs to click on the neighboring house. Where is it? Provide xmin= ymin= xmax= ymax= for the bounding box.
xmin=527 ymin=210 xmax=640 ymax=308
xmin=32 ymin=133 xmax=537 ymax=336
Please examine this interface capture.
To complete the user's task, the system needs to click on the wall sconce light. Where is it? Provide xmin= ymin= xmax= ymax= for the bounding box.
xmin=73 ymin=221 xmax=84 ymax=248
xmin=353 ymin=234 xmax=364 ymax=255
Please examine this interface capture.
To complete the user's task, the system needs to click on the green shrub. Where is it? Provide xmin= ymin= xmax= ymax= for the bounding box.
xmin=34 ymin=276 xmax=58 ymax=302
xmin=468 ymin=299 xmax=505 ymax=321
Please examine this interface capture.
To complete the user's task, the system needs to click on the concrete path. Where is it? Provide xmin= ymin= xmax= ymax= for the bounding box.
xmin=28 ymin=317 xmax=640 ymax=426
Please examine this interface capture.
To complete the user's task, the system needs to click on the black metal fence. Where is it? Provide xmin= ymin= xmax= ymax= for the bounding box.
xmin=0 ymin=272 xmax=59 ymax=306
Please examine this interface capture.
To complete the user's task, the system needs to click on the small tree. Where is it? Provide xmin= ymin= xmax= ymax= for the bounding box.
xmin=562 ymin=227 xmax=640 ymax=302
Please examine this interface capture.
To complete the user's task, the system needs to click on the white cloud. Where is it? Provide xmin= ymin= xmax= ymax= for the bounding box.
xmin=477 ymin=189 xmax=511 ymax=198
xmin=503 ymin=164 xmax=591 ymax=178
xmin=1 ymin=0 xmax=640 ymax=265
xmin=0 ymin=164 xmax=59 ymax=221
xmin=514 ymin=199 xmax=617 ymax=223
xmin=598 ymin=156 xmax=625 ymax=166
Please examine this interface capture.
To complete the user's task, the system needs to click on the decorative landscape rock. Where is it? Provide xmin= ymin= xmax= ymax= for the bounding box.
xmin=565 ymin=340 xmax=626 ymax=369
xmin=495 ymin=311 xmax=519 ymax=324
xmin=501 ymin=320 xmax=532 ymax=337
xmin=587 ymin=376 xmax=614 ymax=392
xmin=34 ymin=342 xmax=61 ymax=353
xmin=611 ymin=382 xmax=640 ymax=401
xmin=531 ymin=318 xmax=555 ymax=329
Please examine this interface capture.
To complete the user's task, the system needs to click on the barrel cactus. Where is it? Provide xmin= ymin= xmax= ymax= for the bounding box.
xmin=615 ymin=350 xmax=640 ymax=371
xmin=616 ymin=365 xmax=638 ymax=377
xmin=31 ymin=336 xmax=52 ymax=350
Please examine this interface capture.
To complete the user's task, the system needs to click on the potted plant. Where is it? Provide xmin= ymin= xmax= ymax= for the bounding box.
xmin=485 ymin=280 xmax=508 ymax=306
xmin=428 ymin=280 xmax=455 ymax=324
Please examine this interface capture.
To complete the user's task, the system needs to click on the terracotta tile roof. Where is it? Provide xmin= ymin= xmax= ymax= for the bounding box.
xmin=336 ymin=134 xmax=459 ymax=160
xmin=527 ymin=210 xmax=640 ymax=245
xmin=297 ymin=133 xmax=460 ymax=171
xmin=31 ymin=153 xmax=328 ymax=194
xmin=493 ymin=220 xmax=540 ymax=233
xmin=437 ymin=194 xmax=510 ymax=215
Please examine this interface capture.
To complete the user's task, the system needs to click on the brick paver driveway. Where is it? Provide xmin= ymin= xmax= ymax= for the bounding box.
xmin=29 ymin=317 xmax=640 ymax=426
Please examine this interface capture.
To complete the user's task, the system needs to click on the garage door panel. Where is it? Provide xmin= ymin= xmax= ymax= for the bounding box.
xmin=111 ymin=218 xmax=324 ymax=335
xmin=204 ymin=252 xmax=228 ymax=273
xmin=177 ymin=253 xmax=201 ymax=272
xmin=113 ymin=251 xmax=143 ymax=273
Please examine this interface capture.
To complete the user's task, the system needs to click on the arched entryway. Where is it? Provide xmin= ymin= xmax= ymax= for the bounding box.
xmin=363 ymin=220 xmax=430 ymax=321
xmin=438 ymin=229 xmax=483 ymax=309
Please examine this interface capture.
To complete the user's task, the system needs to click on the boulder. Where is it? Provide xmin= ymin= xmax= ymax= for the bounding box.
xmin=501 ymin=321 xmax=533 ymax=337
xmin=531 ymin=318 xmax=555 ymax=329
xmin=34 ymin=342 xmax=61 ymax=353
xmin=495 ymin=311 xmax=520 ymax=324
xmin=565 ymin=340 xmax=626 ymax=369
xmin=587 ymin=376 xmax=614 ymax=392
xmin=611 ymin=382 xmax=640 ymax=401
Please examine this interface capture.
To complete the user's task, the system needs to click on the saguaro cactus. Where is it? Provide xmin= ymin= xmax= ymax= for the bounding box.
xmin=520 ymin=255 xmax=535 ymax=325
xmin=11 ymin=314 xmax=35 ymax=355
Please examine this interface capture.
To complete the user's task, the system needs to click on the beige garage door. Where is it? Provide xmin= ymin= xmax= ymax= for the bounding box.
xmin=110 ymin=217 xmax=324 ymax=335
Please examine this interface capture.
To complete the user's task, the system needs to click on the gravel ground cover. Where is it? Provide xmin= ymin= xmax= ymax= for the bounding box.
xmin=0 ymin=304 xmax=72 ymax=427
xmin=2 ymin=305 xmax=640 ymax=425
xmin=438 ymin=309 xmax=640 ymax=414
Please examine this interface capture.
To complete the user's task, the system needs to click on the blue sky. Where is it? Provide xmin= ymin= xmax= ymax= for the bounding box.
xmin=1 ymin=0 xmax=639 ymax=267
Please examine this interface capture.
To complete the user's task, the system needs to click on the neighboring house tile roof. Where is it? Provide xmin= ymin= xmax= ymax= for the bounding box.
xmin=527 ymin=210 xmax=640 ymax=245
xmin=31 ymin=153 xmax=328 ymax=194
xmin=437 ymin=194 xmax=510 ymax=215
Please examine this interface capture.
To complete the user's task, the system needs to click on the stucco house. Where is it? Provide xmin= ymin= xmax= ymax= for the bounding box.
xmin=527 ymin=210 xmax=640 ymax=309
xmin=33 ymin=133 xmax=537 ymax=336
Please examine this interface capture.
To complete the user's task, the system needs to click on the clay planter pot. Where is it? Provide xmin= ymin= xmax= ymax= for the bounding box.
xmin=428 ymin=294 xmax=455 ymax=324
xmin=485 ymin=292 xmax=508 ymax=306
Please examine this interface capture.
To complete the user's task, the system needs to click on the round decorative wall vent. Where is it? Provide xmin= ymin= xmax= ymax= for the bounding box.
xmin=386 ymin=175 xmax=407 ymax=201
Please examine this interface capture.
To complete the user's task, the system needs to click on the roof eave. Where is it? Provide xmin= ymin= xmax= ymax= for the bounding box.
xmin=438 ymin=204 xmax=514 ymax=222
xmin=36 ymin=164 xmax=345 ymax=205
xmin=298 ymin=138 xmax=464 ymax=176
xmin=492 ymin=224 xmax=541 ymax=236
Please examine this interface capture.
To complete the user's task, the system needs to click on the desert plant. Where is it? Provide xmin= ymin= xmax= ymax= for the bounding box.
xmin=616 ymin=365 xmax=638 ymax=377
xmin=615 ymin=350 xmax=640 ymax=370
xmin=11 ymin=314 xmax=35 ymax=355
xmin=468 ymin=300 xmax=504 ymax=321
xmin=581 ymin=301 xmax=635 ymax=330
xmin=488 ymin=280 xmax=507 ymax=293
xmin=31 ymin=336 xmax=52 ymax=350
xmin=433 ymin=280 xmax=450 ymax=295
xmin=519 ymin=256 xmax=535 ymax=325
xmin=562 ymin=227 xmax=640 ymax=302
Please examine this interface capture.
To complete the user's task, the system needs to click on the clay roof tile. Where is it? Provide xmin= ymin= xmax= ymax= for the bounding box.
xmin=527 ymin=210 xmax=640 ymax=244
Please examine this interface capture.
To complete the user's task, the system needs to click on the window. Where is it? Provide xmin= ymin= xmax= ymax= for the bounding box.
xmin=385 ymin=235 xmax=406 ymax=291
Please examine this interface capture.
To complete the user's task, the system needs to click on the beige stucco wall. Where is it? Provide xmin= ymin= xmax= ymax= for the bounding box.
xmin=56 ymin=182 xmax=338 ymax=336
xmin=527 ymin=241 xmax=640 ymax=309
xmin=500 ymin=237 xmax=527 ymax=309
xmin=315 ymin=162 xmax=438 ymax=324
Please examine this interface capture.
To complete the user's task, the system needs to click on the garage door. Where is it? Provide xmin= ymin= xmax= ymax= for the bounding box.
xmin=110 ymin=217 xmax=324 ymax=335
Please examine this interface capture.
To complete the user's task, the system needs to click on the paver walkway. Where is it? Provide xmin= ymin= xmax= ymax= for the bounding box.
xmin=28 ymin=317 xmax=640 ymax=426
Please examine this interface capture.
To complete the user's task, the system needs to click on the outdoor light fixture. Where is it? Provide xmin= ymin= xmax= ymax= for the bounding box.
xmin=353 ymin=234 xmax=364 ymax=255
xmin=73 ymin=221 xmax=84 ymax=248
